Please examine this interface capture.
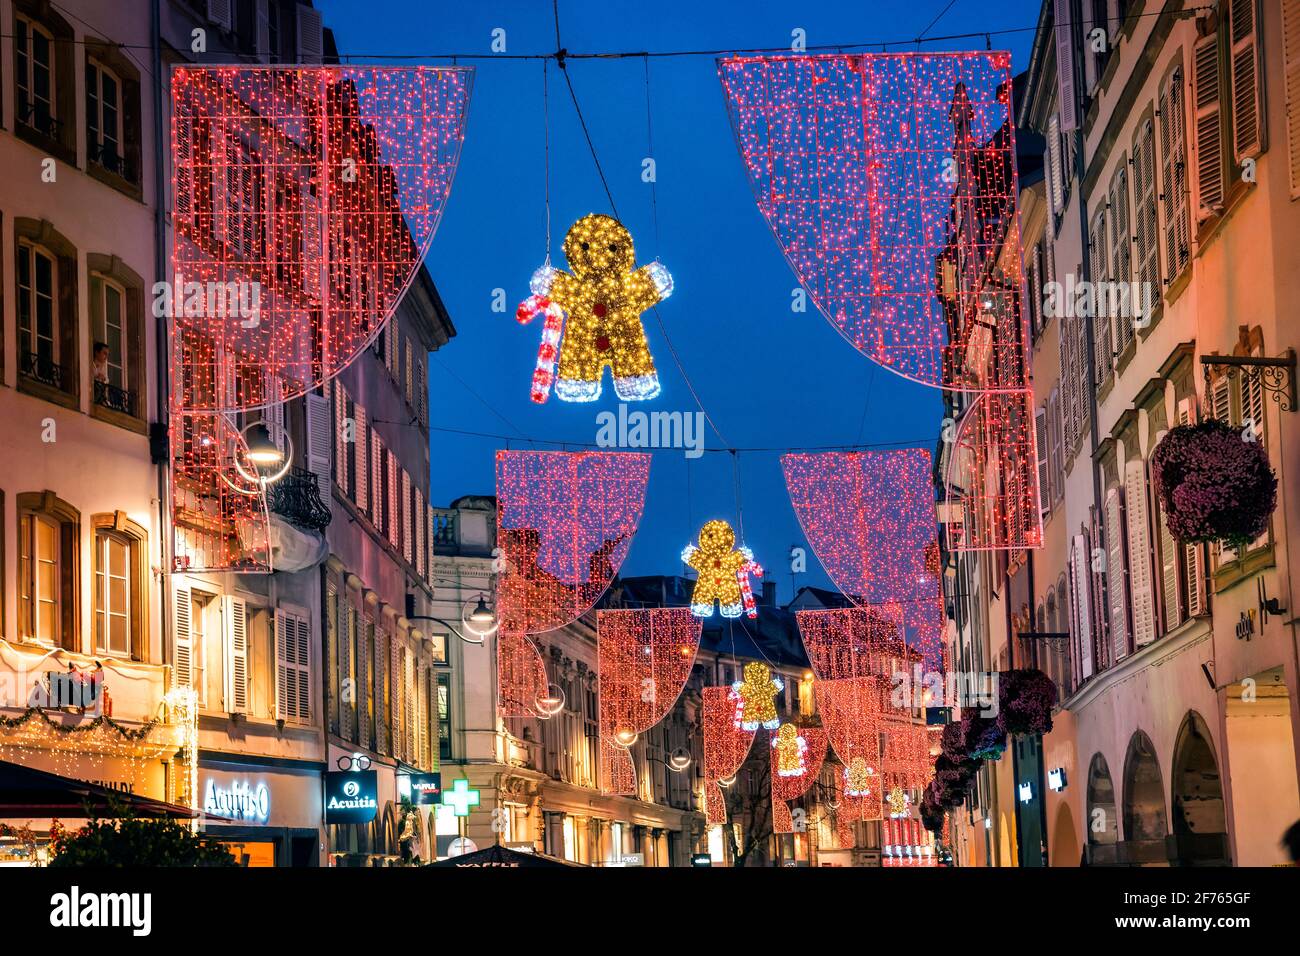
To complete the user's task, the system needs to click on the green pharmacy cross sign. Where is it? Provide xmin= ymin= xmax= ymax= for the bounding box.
xmin=441 ymin=778 xmax=481 ymax=817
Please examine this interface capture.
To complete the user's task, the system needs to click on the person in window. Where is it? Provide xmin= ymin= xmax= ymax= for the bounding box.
xmin=92 ymin=341 xmax=110 ymax=385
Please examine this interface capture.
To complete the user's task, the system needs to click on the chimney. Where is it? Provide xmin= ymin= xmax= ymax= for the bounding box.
xmin=762 ymin=581 xmax=776 ymax=607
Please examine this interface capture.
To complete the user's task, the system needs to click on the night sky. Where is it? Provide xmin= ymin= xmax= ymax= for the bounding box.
xmin=316 ymin=0 xmax=1041 ymax=598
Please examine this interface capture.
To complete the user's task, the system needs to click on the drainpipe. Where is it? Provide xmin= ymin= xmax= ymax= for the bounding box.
xmin=151 ymin=0 xmax=173 ymax=695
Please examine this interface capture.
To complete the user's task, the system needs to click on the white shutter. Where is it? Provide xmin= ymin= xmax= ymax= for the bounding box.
xmin=415 ymin=488 xmax=426 ymax=578
xmin=276 ymin=609 xmax=311 ymax=722
xmin=1105 ymin=487 xmax=1130 ymax=662
xmin=267 ymin=375 xmax=286 ymax=452
xmin=1175 ymin=398 xmax=1208 ymax=616
xmin=173 ymin=582 xmax=193 ymax=689
xmin=354 ymin=403 xmax=368 ymax=513
xmin=1133 ymin=118 xmax=1161 ymax=292
xmin=1228 ymin=0 xmax=1265 ymax=161
xmin=402 ymin=470 xmax=414 ymax=563
xmin=301 ymin=178 xmax=322 ymax=301
xmin=356 ymin=616 xmax=369 ymax=749
xmin=1036 ymin=408 xmax=1050 ymax=517
xmin=1070 ymin=534 xmax=1094 ymax=680
xmin=1155 ymin=429 xmax=1184 ymax=635
xmin=391 ymin=640 xmax=403 ymax=759
xmin=223 ymin=596 xmax=249 ymax=714
xmin=1159 ymin=67 xmax=1192 ymax=279
xmin=174 ymin=108 xmax=193 ymax=223
xmin=1284 ymin=0 xmax=1300 ymax=198
xmin=1089 ymin=211 xmax=1112 ymax=385
xmin=405 ymin=651 xmax=416 ymax=761
xmin=1125 ymin=459 xmax=1158 ymax=647
xmin=340 ymin=601 xmax=354 ymax=740
xmin=1194 ymin=32 xmax=1226 ymax=217
xmin=296 ymin=3 xmax=324 ymax=64
xmin=387 ymin=450 xmax=400 ymax=549
xmin=256 ymin=0 xmax=271 ymax=59
xmin=1048 ymin=114 xmax=1065 ymax=214
xmin=425 ymin=503 xmax=436 ymax=588
xmin=1109 ymin=162 xmax=1136 ymax=348
xmin=374 ymin=630 xmax=388 ymax=754
xmin=305 ymin=391 xmax=332 ymax=502
xmin=1055 ymin=0 xmax=1079 ymax=132
xmin=372 ymin=431 xmax=385 ymax=536
xmin=1050 ymin=389 xmax=1064 ymax=501
xmin=333 ymin=383 xmax=349 ymax=498
xmin=1211 ymin=375 xmax=1233 ymax=423
xmin=207 ymin=0 xmax=233 ymax=30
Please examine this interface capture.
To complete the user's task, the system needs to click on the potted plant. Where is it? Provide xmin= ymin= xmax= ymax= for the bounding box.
xmin=997 ymin=668 xmax=1058 ymax=737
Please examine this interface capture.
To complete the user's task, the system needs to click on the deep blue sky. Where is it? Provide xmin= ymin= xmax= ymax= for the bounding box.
xmin=317 ymin=0 xmax=1041 ymax=599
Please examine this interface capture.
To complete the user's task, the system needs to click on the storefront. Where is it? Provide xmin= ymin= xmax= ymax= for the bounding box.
xmin=197 ymin=755 xmax=323 ymax=866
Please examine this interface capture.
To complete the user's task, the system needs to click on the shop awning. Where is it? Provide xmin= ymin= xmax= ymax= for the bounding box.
xmin=426 ymin=843 xmax=582 ymax=868
xmin=0 ymin=758 xmax=197 ymax=819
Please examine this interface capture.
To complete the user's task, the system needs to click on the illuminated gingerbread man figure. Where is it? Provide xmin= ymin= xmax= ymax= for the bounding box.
xmin=772 ymin=722 xmax=808 ymax=777
xmin=522 ymin=214 xmax=672 ymax=403
xmin=682 ymin=519 xmax=762 ymax=619
xmin=732 ymin=661 xmax=783 ymax=732
xmin=844 ymin=756 xmax=877 ymax=797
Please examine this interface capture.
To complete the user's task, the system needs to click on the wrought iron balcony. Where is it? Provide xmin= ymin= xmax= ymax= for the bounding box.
xmin=17 ymin=98 xmax=61 ymax=141
xmin=267 ymin=467 xmax=332 ymax=531
xmin=21 ymin=351 xmax=64 ymax=390
xmin=90 ymin=140 xmax=127 ymax=178
xmin=94 ymin=379 xmax=138 ymax=417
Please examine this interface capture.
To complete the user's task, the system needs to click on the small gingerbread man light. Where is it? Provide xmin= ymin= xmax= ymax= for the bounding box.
xmin=732 ymin=661 xmax=783 ymax=732
xmin=772 ymin=722 xmax=809 ymax=777
xmin=844 ymin=756 xmax=877 ymax=797
xmin=517 ymin=214 xmax=672 ymax=403
xmin=682 ymin=520 xmax=762 ymax=619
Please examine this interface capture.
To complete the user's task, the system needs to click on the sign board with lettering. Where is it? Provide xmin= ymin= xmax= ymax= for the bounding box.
xmin=407 ymin=772 xmax=442 ymax=805
xmin=324 ymin=770 xmax=379 ymax=824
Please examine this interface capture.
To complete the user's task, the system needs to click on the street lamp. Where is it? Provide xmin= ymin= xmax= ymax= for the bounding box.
xmin=405 ymin=594 xmax=498 ymax=646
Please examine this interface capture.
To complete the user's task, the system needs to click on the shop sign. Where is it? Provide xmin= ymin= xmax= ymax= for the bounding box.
xmin=203 ymin=778 xmax=271 ymax=823
xmin=407 ymin=772 xmax=442 ymax=805
xmin=324 ymin=770 xmax=379 ymax=824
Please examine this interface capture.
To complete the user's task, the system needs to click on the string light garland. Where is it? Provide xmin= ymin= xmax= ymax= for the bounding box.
xmin=596 ymin=608 xmax=701 ymax=795
xmin=682 ymin=520 xmax=762 ymax=619
xmin=816 ymin=677 xmax=884 ymax=824
xmin=718 ymin=52 xmax=1026 ymax=392
xmin=702 ymin=686 xmax=755 ymax=826
xmin=944 ymin=389 xmax=1043 ymax=550
xmin=783 ymin=450 xmax=947 ymax=669
xmin=168 ymin=65 xmax=471 ymax=572
xmin=494 ymin=451 xmax=650 ymax=718
xmin=517 ymin=215 xmax=672 ymax=403
xmin=796 ymin=605 xmax=906 ymax=682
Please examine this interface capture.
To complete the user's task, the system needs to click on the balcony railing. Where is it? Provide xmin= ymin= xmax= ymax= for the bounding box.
xmin=94 ymin=379 xmax=138 ymax=417
xmin=431 ymin=508 xmax=458 ymax=551
xmin=17 ymin=98 xmax=61 ymax=141
xmin=21 ymin=350 xmax=65 ymax=390
xmin=267 ymin=467 xmax=332 ymax=531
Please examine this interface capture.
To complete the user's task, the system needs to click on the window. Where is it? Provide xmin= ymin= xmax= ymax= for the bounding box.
xmin=94 ymin=531 xmax=129 ymax=656
xmin=86 ymin=59 xmax=123 ymax=174
xmin=223 ymin=136 xmax=266 ymax=260
xmin=15 ymin=15 xmax=55 ymax=135
xmin=20 ymin=513 xmax=60 ymax=644
xmin=437 ymin=672 xmax=452 ymax=761
xmin=18 ymin=241 xmax=58 ymax=372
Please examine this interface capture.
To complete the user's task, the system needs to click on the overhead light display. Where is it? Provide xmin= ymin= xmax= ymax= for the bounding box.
xmin=682 ymin=520 xmax=763 ymax=619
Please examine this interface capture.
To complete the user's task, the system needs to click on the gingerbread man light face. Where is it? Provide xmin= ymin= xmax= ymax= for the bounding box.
xmin=681 ymin=520 xmax=762 ymax=619
xmin=516 ymin=214 xmax=673 ymax=403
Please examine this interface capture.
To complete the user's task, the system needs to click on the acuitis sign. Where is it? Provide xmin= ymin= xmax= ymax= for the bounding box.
xmin=203 ymin=778 xmax=270 ymax=823
xmin=324 ymin=770 xmax=379 ymax=824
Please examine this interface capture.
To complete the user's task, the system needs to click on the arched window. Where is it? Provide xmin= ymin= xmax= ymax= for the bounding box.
xmin=17 ymin=492 xmax=80 ymax=649
xmin=91 ymin=512 xmax=148 ymax=660
xmin=1122 ymin=730 xmax=1169 ymax=860
xmin=1086 ymin=753 xmax=1118 ymax=864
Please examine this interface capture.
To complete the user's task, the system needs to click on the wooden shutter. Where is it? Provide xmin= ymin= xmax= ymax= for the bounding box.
xmin=426 ymin=503 xmax=436 ymax=588
xmin=223 ymin=595 xmax=249 ymax=714
xmin=1194 ymin=32 xmax=1226 ymax=216
xmin=1176 ymin=398 xmax=1208 ymax=616
xmin=1070 ymin=534 xmax=1094 ymax=680
xmin=391 ymin=640 xmax=403 ymax=759
xmin=1228 ymin=0 xmax=1264 ymax=161
xmin=1089 ymin=210 xmax=1112 ymax=385
xmin=174 ymin=107 xmax=193 ymax=223
xmin=340 ymin=601 xmax=354 ymax=741
xmin=275 ymin=609 xmax=311 ymax=723
xmin=414 ymin=488 xmax=426 ymax=578
xmin=333 ymin=384 xmax=349 ymax=498
xmin=374 ymin=629 xmax=388 ymax=755
xmin=388 ymin=450 xmax=401 ymax=549
xmin=354 ymin=403 xmax=368 ymax=513
xmin=1105 ymin=487 xmax=1130 ymax=662
xmin=403 ymin=471 xmax=414 ymax=564
xmin=371 ymin=431 xmax=384 ymax=534
xmin=207 ymin=0 xmax=233 ymax=30
xmin=1055 ymin=0 xmax=1079 ymax=131
xmin=1159 ymin=67 xmax=1192 ymax=278
xmin=296 ymin=3 xmax=324 ymax=64
xmin=356 ymin=616 xmax=369 ymax=749
xmin=1157 ymin=481 xmax=1183 ymax=633
xmin=1048 ymin=114 xmax=1065 ymax=213
xmin=1133 ymin=118 xmax=1161 ymax=292
xmin=1050 ymin=389 xmax=1065 ymax=501
xmin=1036 ymin=408 xmax=1050 ymax=517
xmin=1109 ymin=162 xmax=1136 ymax=349
xmin=1284 ymin=0 xmax=1300 ymax=198
xmin=405 ymin=650 xmax=416 ymax=762
xmin=305 ymin=392 xmax=332 ymax=502
xmin=1125 ymin=459 xmax=1158 ymax=647
xmin=173 ymin=582 xmax=193 ymax=688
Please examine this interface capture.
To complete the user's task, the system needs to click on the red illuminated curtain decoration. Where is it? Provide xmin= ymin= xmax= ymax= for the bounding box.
xmin=783 ymin=450 xmax=947 ymax=669
xmin=495 ymin=451 xmax=651 ymax=717
xmin=168 ymin=65 xmax=472 ymax=572
xmin=721 ymin=53 xmax=1042 ymax=551
xmin=497 ymin=631 xmax=551 ymax=718
xmin=702 ymin=685 xmax=756 ymax=826
xmin=796 ymin=605 xmax=903 ymax=682
xmin=770 ymin=726 xmax=828 ymax=834
xmin=597 ymin=608 xmax=701 ymax=795
xmin=817 ymin=677 xmax=884 ymax=825
xmin=944 ymin=389 xmax=1043 ymax=550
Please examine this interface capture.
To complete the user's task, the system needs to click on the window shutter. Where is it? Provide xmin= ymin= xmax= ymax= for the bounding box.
xmin=1105 ymin=487 xmax=1130 ymax=662
xmin=356 ymin=617 xmax=369 ymax=749
xmin=333 ymin=384 xmax=349 ymax=498
xmin=223 ymin=595 xmax=249 ymax=714
xmin=1133 ymin=118 xmax=1162 ymax=293
xmin=266 ymin=374 xmax=286 ymax=453
xmin=1035 ymin=408 xmax=1050 ymax=517
xmin=1070 ymin=534 xmax=1094 ymax=680
xmin=173 ymin=582 xmax=193 ymax=689
xmin=301 ymin=179 xmax=322 ymax=299
xmin=391 ymin=640 xmax=403 ymax=759
xmin=1048 ymin=114 xmax=1065 ymax=214
xmin=414 ymin=488 xmax=426 ymax=578
xmin=388 ymin=450 xmax=400 ymax=549
xmin=207 ymin=0 xmax=233 ymax=30
xmin=374 ymin=630 xmax=388 ymax=755
xmin=305 ymin=392 xmax=332 ymax=502
xmin=1284 ymin=0 xmax=1300 ymax=198
xmin=1054 ymin=0 xmax=1080 ymax=132
xmin=1125 ymin=460 xmax=1158 ymax=647
xmin=1159 ymin=68 xmax=1192 ymax=279
xmin=1158 ymin=486 xmax=1183 ymax=633
xmin=1089 ymin=211 xmax=1112 ymax=385
xmin=426 ymin=503 xmax=436 ymax=588
xmin=1228 ymin=0 xmax=1265 ymax=161
xmin=353 ymin=403 xmax=368 ymax=513
xmin=340 ymin=602 xmax=354 ymax=741
xmin=1109 ymin=163 xmax=1136 ymax=347
xmin=295 ymin=612 xmax=311 ymax=720
xmin=1050 ymin=388 xmax=1065 ymax=502
xmin=296 ymin=3 xmax=324 ymax=64
xmin=1211 ymin=375 xmax=1233 ymax=422
xmin=403 ymin=471 xmax=414 ymax=564
xmin=1176 ymin=398 xmax=1208 ymax=616
xmin=1194 ymin=32 xmax=1226 ymax=216
xmin=405 ymin=650 xmax=416 ymax=762
xmin=276 ymin=608 xmax=310 ymax=722
xmin=1057 ymin=289 xmax=1075 ymax=452
xmin=371 ymin=431 xmax=384 ymax=534
xmin=174 ymin=108 xmax=193 ymax=222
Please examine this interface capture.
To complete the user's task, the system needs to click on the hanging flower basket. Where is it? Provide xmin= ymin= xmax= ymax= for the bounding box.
xmin=959 ymin=713 xmax=1007 ymax=760
xmin=939 ymin=722 xmax=966 ymax=762
xmin=920 ymin=785 xmax=946 ymax=833
xmin=996 ymin=668 xmax=1057 ymax=737
xmin=1151 ymin=419 xmax=1277 ymax=551
xmin=933 ymin=754 xmax=980 ymax=795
